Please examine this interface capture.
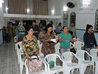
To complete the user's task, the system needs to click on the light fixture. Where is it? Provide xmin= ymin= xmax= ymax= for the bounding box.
xmin=27 ymin=9 xmax=30 ymax=13
xmin=6 ymin=7 xmax=8 ymax=11
xmin=63 ymin=6 xmax=68 ymax=11
xmin=0 ymin=0 xmax=4 ymax=7
xmin=51 ymin=9 xmax=55 ymax=15
xmin=82 ymin=0 xmax=91 ymax=7
xmin=0 ymin=0 xmax=4 ymax=3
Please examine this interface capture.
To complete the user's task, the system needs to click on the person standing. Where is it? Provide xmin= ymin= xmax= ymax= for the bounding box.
xmin=50 ymin=21 xmax=56 ymax=32
xmin=5 ymin=27 xmax=11 ymax=42
xmin=56 ymin=22 xmax=62 ymax=34
xmin=23 ymin=22 xmax=27 ymax=32
xmin=69 ymin=23 xmax=76 ymax=38
xmin=39 ymin=23 xmax=43 ymax=29
xmin=2 ymin=26 xmax=6 ymax=42
xmin=31 ymin=20 xmax=40 ymax=39
xmin=58 ymin=26 xmax=77 ymax=55
xmin=83 ymin=24 xmax=98 ymax=59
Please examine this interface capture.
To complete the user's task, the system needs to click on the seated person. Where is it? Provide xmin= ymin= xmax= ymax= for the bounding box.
xmin=22 ymin=26 xmax=39 ymax=60
xmin=40 ymin=24 xmax=55 ymax=57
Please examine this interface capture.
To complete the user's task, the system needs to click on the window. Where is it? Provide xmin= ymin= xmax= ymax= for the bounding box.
xmin=82 ymin=0 xmax=91 ymax=7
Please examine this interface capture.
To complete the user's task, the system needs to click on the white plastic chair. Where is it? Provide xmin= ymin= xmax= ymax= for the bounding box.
xmin=16 ymin=41 xmax=22 ymax=56
xmin=90 ymin=49 xmax=98 ymax=74
xmin=44 ymin=54 xmax=65 ymax=74
xmin=25 ymin=56 xmax=48 ymax=74
xmin=76 ymin=50 xmax=94 ymax=74
xmin=70 ymin=39 xmax=84 ymax=51
xmin=16 ymin=41 xmax=24 ymax=74
xmin=37 ymin=40 xmax=44 ymax=57
xmin=55 ymin=43 xmax=60 ymax=55
xmin=14 ymin=36 xmax=17 ymax=43
xmin=61 ymin=52 xmax=80 ymax=74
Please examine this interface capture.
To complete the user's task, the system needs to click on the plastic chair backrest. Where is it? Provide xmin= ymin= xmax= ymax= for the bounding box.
xmin=44 ymin=54 xmax=58 ymax=67
xmin=73 ymin=41 xmax=83 ymax=50
xmin=76 ymin=50 xmax=85 ymax=60
xmin=90 ymin=49 xmax=98 ymax=61
xmin=61 ymin=52 xmax=73 ymax=62
xmin=55 ymin=43 xmax=60 ymax=53
xmin=16 ymin=41 xmax=22 ymax=50
xmin=14 ymin=36 xmax=17 ymax=42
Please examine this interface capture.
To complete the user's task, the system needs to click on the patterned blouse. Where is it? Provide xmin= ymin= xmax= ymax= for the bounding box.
xmin=40 ymin=33 xmax=55 ymax=54
xmin=22 ymin=36 xmax=39 ymax=60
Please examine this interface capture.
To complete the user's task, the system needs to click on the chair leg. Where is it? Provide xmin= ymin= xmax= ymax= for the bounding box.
xmin=18 ymin=54 xmax=20 ymax=64
xmin=26 ymin=68 xmax=29 ymax=74
xmin=93 ymin=64 xmax=95 ymax=74
xmin=95 ymin=63 xmax=98 ymax=74
xmin=76 ymin=68 xmax=79 ymax=73
xmin=20 ymin=62 xmax=23 ymax=74
xmin=90 ymin=65 xmax=92 ymax=70
xmin=71 ymin=69 xmax=74 ymax=74
xmin=66 ymin=69 xmax=70 ymax=74
xmin=80 ymin=66 xmax=85 ymax=74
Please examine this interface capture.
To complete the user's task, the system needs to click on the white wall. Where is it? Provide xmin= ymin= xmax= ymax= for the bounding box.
xmin=68 ymin=0 xmax=97 ymax=30
xmin=48 ymin=0 xmax=65 ymax=26
xmin=0 ymin=7 xmax=5 ymax=29
xmin=0 ymin=5 xmax=4 ymax=45
xmin=48 ymin=0 xmax=79 ymax=27
xmin=48 ymin=0 xmax=98 ymax=30
xmin=76 ymin=12 xmax=95 ymax=29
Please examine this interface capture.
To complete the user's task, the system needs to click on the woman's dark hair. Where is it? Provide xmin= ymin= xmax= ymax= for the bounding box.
xmin=50 ymin=21 xmax=53 ymax=24
xmin=26 ymin=26 xmax=34 ymax=34
xmin=86 ymin=24 xmax=93 ymax=31
xmin=46 ymin=24 xmax=53 ymax=34
xmin=63 ymin=26 xmax=67 ymax=29
xmin=59 ymin=22 xmax=61 ymax=25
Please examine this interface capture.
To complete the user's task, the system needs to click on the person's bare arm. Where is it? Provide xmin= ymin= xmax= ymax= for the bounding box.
xmin=58 ymin=37 xmax=66 ymax=42
xmin=70 ymin=37 xmax=77 ymax=42
xmin=25 ymin=52 xmax=30 ymax=58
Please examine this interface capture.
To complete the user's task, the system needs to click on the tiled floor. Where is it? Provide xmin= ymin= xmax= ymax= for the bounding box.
xmin=0 ymin=40 xmax=93 ymax=74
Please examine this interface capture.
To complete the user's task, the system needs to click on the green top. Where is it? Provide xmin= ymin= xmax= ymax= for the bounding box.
xmin=59 ymin=32 xmax=72 ymax=47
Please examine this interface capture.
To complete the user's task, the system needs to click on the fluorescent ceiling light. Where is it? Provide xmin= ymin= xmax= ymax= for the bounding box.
xmin=0 ymin=0 xmax=4 ymax=7
xmin=6 ymin=7 xmax=8 ymax=11
xmin=51 ymin=9 xmax=55 ymax=15
xmin=0 ymin=0 xmax=4 ymax=3
xmin=82 ymin=0 xmax=91 ymax=7
xmin=63 ymin=6 xmax=68 ymax=11
xmin=27 ymin=9 xmax=30 ymax=13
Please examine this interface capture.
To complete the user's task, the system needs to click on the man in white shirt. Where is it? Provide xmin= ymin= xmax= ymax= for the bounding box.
xmin=69 ymin=23 xmax=76 ymax=37
xmin=50 ymin=21 xmax=56 ymax=32
xmin=56 ymin=22 xmax=62 ymax=34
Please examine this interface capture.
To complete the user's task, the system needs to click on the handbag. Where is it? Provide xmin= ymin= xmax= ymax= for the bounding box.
xmin=27 ymin=56 xmax=43 ymax=72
